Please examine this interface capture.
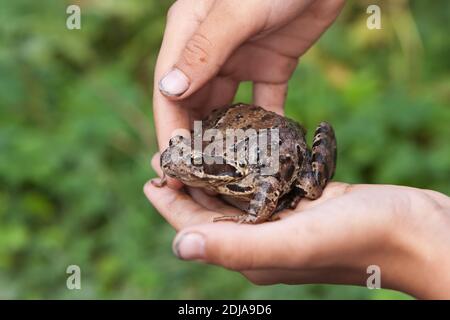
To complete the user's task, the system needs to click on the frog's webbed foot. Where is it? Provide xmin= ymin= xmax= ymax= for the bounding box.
xmin=214 ymin=177 xmax=281 ymax=224
xmin=150 ymin=173 xmax=167 ymax=188
xmin=297 ymin=122 xmax=337 ymax=200
xmin=213 ymin=213 xmax=279 ymax=224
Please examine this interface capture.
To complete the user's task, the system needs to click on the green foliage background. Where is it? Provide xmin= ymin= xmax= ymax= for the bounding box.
xmin=0 ymin=0 xmax=448 ymax=299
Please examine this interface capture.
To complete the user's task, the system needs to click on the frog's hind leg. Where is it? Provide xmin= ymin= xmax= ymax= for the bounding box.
xmin=247 ymin=177 xmax=280 ymax=223
xmin=297 ymin=122 xmax=337 ymax=200
xmin=214 ymin=177 xmax=281 ymax=224
xmin=312 ymin=122 xmax=337 ymax=186
xmin=275 ymin=186 xmax=305 ymax=211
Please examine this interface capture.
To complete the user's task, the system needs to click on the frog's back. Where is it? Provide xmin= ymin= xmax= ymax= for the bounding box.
xmin=204 ymin=103 xmax=306 ymax=138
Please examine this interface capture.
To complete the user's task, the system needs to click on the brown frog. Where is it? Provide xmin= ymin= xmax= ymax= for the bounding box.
xmin=155 ymin=103 xmax=337 ymax=224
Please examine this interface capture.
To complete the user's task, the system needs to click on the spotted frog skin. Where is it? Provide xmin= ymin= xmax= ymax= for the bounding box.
xmin=156 ymin=103 xmax=337 ymax=224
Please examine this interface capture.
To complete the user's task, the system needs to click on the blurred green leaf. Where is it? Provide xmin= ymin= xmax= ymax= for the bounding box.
xmin=0 ymin=0 xmax=447 ymax=299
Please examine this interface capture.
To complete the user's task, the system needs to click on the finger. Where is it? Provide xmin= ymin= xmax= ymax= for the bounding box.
xmin=154 ymin=0 xmax=214 ymax=96
xmin=253 ymin=82 xmax=288 ymax=115
xmin=144 ymin=180 xmax=219 ymax=230
xmin=151 ymin=152 xmax=183 ymax=189
xmin=151 ymin=153 xmax=163 ymax=177
xmin=219 ymin=0 xmax=345 ymax=84
xmin=159 ymin=0 xmax=265 ymax=99
xmin=153 ymin=0 xmax=215 ymax=152
xmin=221 ymin=42 xmax=298 ymax=84
xmin=218 ymin=0 xmax=345 ymax=82
xmin=171 ymin=217 xmax=318 ymax=270
xmin=203 ymin=76 xmax=239 ymax=111
xmin=181 ymin=75 xmax=239 ymax=120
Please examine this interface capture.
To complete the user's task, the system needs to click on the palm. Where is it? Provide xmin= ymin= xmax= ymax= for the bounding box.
xmin=151 ymin=182 xmax=404 ymax=231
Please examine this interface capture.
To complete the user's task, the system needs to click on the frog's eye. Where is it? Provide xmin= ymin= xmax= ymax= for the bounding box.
xmin=203 ymin=163 xmax=242 ymax=177
xmin=238 ymin=160 xmax=246 ymax=168
xmin=190 ymin=154 xmax=203 ymax=166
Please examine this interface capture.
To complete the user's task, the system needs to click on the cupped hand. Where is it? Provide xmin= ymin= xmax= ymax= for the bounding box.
xmin=153 ymin=0 xmax=345 ymax=188
xmin=145 ymin=155 xmax=450 ymax=299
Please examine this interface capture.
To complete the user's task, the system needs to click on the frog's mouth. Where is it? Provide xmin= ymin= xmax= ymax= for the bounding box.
xmin=161 ymin=147 xmax=246 ymax=184
xmin=180 ymin=170 xmax=239 ymax=186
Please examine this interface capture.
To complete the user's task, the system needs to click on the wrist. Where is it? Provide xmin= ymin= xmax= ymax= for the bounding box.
xmin=393 ymin=193 xmax=450 ymax=299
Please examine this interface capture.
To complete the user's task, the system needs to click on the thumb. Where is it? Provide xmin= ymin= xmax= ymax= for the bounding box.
xmin=172 ymin=219 xmax=314 ymax=271
xmin=158 ymin=1 xmax=263 ymax=99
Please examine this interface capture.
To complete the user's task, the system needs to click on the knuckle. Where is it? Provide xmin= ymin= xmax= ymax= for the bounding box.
xmin=181 ymin=32 xmax=214 ymax=67
xmin=168 ymin=0 xmax=211 ymax=21
xmin=165 ymin=192 xmax=188 ymax=213
xmin=166 ymin=6 xmax=175 ymax=20
xmin=269 ymin=57 xmax=297 ymax=83
xmin=167 ymin=1 xmax=181 ymax=20
xmin=279 ymin=57 xmax=297 ymax=78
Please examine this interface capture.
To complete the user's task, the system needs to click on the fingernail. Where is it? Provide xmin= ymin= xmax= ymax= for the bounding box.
xmin=159 ymin=68 xmax=190 ymax=97
xmin=173 ymin=232 xmax=205 ymax=260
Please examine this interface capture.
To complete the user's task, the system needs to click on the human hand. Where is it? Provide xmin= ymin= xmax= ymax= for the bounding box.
xmin=144 ymin=154 xmax=450 ymax=299
xmin=153 ymin=0 xmax=345 ymax=188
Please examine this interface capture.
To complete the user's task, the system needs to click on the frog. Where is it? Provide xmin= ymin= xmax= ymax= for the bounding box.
xmin=154 ymin=103 xmax=337 ymax=224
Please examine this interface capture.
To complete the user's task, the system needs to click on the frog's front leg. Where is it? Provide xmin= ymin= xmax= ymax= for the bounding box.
xmin=150 ymin=173 xmax=167 ymax=188
xmin=297 ymin=122 xmax=337 ymax=199
xmin=214 ymin=176 xmax=281 ymax=224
